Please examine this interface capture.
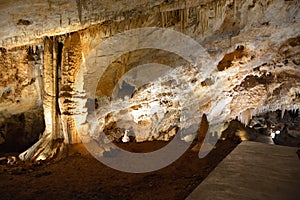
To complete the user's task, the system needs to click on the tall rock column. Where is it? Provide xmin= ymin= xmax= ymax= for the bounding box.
xmin=19 ymin=32 xmax=88 ymax=161
xmin=19 ymin=37 xmax=65 ymax=161
xmin=59 ymin=32 xmax=83 ymax=144
xmin=43 ymin=36 xmax=61 ymax=139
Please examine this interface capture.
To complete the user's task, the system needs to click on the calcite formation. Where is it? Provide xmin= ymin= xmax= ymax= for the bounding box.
xmin=0 ymin=0 xmax=299 ymax=161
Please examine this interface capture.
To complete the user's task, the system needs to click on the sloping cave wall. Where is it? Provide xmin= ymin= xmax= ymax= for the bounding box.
xmin=0 ymin=46 xmax=45 ymax=152
xmin=0 ymin=0 xmax=299 ymax=158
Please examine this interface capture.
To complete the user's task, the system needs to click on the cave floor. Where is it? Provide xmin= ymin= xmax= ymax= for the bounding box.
xmin=0 ymin=139 xmax=238 ymax=200
xmin=187 ymin=141 xmax=300 ymax=200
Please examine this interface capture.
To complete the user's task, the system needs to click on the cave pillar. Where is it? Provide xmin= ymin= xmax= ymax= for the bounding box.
xmin=43 ymin=32 xmax=88 ymax=145
xmin=19 ymin=34 xmax=87 ymax=161
xmin=43 ymin=36 xmax=62 ymax=139
xmin=59 ymin=32 xmax=85 ymax=144
xmin=35 ymin=33 xmax=85 ymax=145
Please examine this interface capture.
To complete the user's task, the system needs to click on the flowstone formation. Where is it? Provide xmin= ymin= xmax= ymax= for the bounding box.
xmin=93 ymin=64 xmax=199 ymax=144
xmin=0 ymin=0 xmax=299 ymax=161
xmin=91 ymin=38 xmax=300 ymax=155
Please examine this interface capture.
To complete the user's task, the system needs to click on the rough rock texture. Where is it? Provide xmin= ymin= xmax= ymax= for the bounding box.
xmin=0 ymin=44 xmax=44 ymax=152
xmin=0 ymin=109 xmax=44 ymax=152
xmin=249 ymin=110 xmax=300 ymax=147
xmin=0 ymin=0 xmax=299 ymax=160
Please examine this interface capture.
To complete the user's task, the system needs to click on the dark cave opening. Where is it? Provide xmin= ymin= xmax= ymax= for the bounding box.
xmin=0 ymin=109 xmax=45 ymax=154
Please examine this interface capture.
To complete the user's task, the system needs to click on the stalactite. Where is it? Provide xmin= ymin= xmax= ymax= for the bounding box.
xmin=238 ymin=109 xmax=254 ymax=125
xmin=37 ymin=44 xmax=45 ymax=106
xmin=213 ymin=0 xmax=218 ymax=19
xmin=180 ymin=9 xmax=184 ymax=33
xmin=76 ymin=0 xmax=83 ymax=23
xmin=253 ymin=103 xmax=300 ymax=117
xmin=196 ymin=7 xmax=200 ymax=34
xmin=233 ymin=0 xmax=237 ymax=21
xmin=197 ymin=6 xmax=208 ymax=36
xmin=185 ymin=8 xmax=189 ymax=30
xmin=260 ymin=0 xmax=267 ymax=15
xmin=165 ymin=11 xmax=169 ymax=27
xmin=109 ymin=25 xmax=113 ymax=36
xmin=281 ymin=105 xmax=286 ymax=119
xmin=161 ymin=12 xmax=165 ymax=28
xmin=217 ymin=0 xmax=227 ymax=20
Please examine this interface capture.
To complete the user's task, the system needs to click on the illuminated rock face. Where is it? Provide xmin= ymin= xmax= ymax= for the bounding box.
xmin=0 ymin=45 xmax=45 ymax=151
xmin=94 ymin=65 xmax=198 ymax=143
xmin=0 ymin=0 xmax=299 ymax=160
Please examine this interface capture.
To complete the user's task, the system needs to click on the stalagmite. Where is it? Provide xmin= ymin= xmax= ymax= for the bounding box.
xmin=122 ymin=130 xmax=130 ymax=143
xmin=7 ymin=156 xmax=17 ymax=165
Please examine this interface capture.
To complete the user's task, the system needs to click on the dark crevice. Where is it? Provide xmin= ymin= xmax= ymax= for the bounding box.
xmin=0 ymin=110 xmax=45 ymax=153
xmin=217 ymin=45 xmax=246 ymax=71
xmin=56 ymin=41 xmax=63 ymax=116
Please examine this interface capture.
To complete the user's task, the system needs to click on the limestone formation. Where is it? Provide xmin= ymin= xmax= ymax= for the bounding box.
xmin=0 ymin=0 xmax=299 ymax=161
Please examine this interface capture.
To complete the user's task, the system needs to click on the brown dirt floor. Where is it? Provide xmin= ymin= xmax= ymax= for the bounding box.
xmin=0 ymin=139 xmax=239 ymax=200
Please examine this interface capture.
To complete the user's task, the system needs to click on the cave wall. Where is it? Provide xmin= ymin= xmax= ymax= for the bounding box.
xmin=0 ymin=0 xmax=299 ymax=152
xmin=0 ymin=45 xmax=45 ymax=152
